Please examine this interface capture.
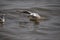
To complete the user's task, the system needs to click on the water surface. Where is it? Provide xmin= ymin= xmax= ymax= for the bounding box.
xmin=0 ymin=0 xmax=60 ymax=40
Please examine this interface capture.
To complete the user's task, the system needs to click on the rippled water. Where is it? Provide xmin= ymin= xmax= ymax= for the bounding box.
xmin=0 ymin=0 xmax=60 ymax=40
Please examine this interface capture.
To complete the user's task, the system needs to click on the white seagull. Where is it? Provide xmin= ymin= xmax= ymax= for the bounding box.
xmin=21 ymin=11 xmax=46 ymax=24
xmin=0 ymin=14 xmax=5 ymax=24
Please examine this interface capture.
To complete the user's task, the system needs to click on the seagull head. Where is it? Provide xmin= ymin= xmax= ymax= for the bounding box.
xmin=21 ymin=11 xmax=31 ymax=14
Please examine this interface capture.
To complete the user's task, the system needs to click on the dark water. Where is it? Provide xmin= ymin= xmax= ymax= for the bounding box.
xmin=0 ymin=0 xmax=60 ymax=40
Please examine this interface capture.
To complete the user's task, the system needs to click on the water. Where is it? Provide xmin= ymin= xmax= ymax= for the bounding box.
xmin=0 ymin=0 xmax=60 ymax=40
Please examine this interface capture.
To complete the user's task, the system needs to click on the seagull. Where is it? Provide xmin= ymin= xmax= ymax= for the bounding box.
xmin=21 ymin=10 xmax=46 ymax=24
xmin=21 ymin=11 xmax=41 ymax=19
xmin=0 ymin=14 xmax=5 ymax=24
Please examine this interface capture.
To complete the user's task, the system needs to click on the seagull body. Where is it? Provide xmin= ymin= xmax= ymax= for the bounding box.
xmin=30 ymin=13 xmax=41 ymax=19
xmin=29 ymin=13 xmax=41 ymax=24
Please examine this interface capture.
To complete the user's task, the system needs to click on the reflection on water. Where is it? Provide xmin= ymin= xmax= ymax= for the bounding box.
xmin=0 ymin=23 xmax=3 ymax=27
xmin=0 ymin=0 xmax=60 ymax=40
